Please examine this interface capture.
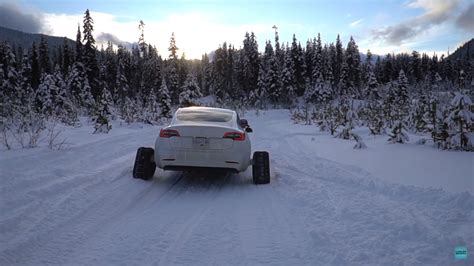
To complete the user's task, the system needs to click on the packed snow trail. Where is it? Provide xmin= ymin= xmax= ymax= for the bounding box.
xmin=1 ymin=111 xmax=472 ymax=265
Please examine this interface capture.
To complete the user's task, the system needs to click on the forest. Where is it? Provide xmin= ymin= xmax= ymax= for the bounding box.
xmin=1 ymin=10 xmax=473 ymax=151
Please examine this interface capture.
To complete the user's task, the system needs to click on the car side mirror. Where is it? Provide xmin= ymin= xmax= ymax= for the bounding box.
xmin=245 ymin=127 xmax=253 ymax=133
xmin=240 ymin=119 xmax=249 ymax=128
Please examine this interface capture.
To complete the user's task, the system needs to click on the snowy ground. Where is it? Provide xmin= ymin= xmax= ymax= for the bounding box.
xmin=1 ymin=110 xmax=473 ymax=265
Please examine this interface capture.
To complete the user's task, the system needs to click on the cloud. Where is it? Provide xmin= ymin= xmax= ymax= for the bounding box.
xmin=349 ymin=19 xmax=364 ymax=28
xmin=455 ymin=3 xmax=474 ymax=33
xmin=96 ymin=32 xmax=136 ymax=49
xmin=372 ymin=0 xmax=460 ymax=45
xmin=0 ymin=1 xmax=50 ymax=33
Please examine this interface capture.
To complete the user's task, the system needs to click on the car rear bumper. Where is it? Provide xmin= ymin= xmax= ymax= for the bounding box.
xmin=155 ymin=145 xmax=250 ymax=172
xmin=163 ymin=165 xmax=240 ymax=173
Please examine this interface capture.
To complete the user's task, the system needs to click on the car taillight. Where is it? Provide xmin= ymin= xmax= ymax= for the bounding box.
xmin=223 ymin=132 xmax=245 ymax=141
xmin=160 ymin=129 xmax=180 ymax=138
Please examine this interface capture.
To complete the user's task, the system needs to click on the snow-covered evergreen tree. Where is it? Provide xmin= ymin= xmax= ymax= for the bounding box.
xmin=17 ymin=54 xmax=34 ymax=113
xmin=367 ymin=103 xmax=384 ymax=135
xmin=364 ymin=70 xmax=380 ymax=101
xmin=445 ymin=92 xmax=473 ymax=150
xmin=82 ymin=9 xmax=100 ymax=98
xmin=336 ymin=99 xmax=359 ymax=139
xmin=67 ymin=62 xmax=94 ymax=113
xmin=303 ymin=80 xmax=318 ymax=105
xmin=338 ymin=62 xmax=352 ymax=98
xmin=345 ymin=36 xmax=361 ymax=94
xmin=93 ymin=88 xmax=114 ymax=133
xmin=266 ymin=54 xmax=281 ymax=105
xmin=115 ymin=56 xmax=130 ymax=106
xmin=52 ymin=66 xmax=77 ymax=125
xmin=158 ymin=78 xmax=172 ymax=118
xmin=36 ymin=74 xmax=56 ymax=116
xmin=388 ymin=120 xmax=409 ymax=144
xmin=280 ymin=51 xmax=297 ymax=107
xmin=255 ymin=66 xmax=268 ymax=109
xmin=242 ymin=32 xmax=259 ymax=96
xmin=290 ymin=34 xmax=306 ymax=96
xmin=179 ymin=73 xmax=202 ymax=107
xmin=396 ymin=69 xmax=409 ymax=107
xmin=121 ymin=97 xmax=136 ymax=124
xmin=143 ymin=87 xmax=160 ymax=124
xmin=317 ymin=105 xmax=340 ymax=135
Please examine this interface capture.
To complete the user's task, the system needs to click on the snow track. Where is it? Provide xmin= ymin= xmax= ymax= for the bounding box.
xmin=1 ymin=112 xmax=472 ymax=265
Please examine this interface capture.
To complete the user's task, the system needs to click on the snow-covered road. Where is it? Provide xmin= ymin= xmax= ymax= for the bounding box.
xmin=1 ymin=111 xmax=472 ymax=265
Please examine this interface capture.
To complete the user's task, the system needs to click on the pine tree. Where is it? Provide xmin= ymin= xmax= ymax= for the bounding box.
xmin=62 ymin=38 xmax=72 ymax=76
xmin=103 ymin=41 xmax=117 ymax=93
xmin=16 ymin=54 xmax=31 ymax=101
xmin=242 ymin=32 xmax=259 ymax=95
xmin=209 ymin=43 xmax=230 ymax=104
xmin=1 ymin=42 xmax=22 ymax=128
xmin=334 ymin=34 xmax=344 ymax=85
xmin=67 ymin=62 xmax=94 ymax=112
xmin=167 ymin=33 xmax=180 ymax=103
xmin=138 ymin=20 xmax=147 ymax=57
xmin=396 ymin=69 xmax=409 ymax=115
xmin=336 ymin=99 xmax=359 ymax=139
xmin=39 ymin=35 xmax=51 ymax=74
xmin=36 ymin=74 xmax=56 ymax=116
xmin=384 ymin=81 xmax=397 ymax=128
xmin=52 ymin=66 xmax=77 ymax=125
xmin=363 ymin=49 xmax=373 ymax=80
xmin=82 ymin=9 xmax=100 ymax=99
xmin=345 ymin=36 xmax=361 ymax=95
xmin=281 ymin=50 xmax=297 ymax=107
xmin=260 ymin=41 xmax=280 ymax=105
xmin=168 ymin=32 xmax=178 ymax=61
xmin=177 ymin=53 xmax=189 ymax=91
xmin=410 ymin=51 xmax=422 ymax=82
xmin=305 ymin=39 xmax=315 ymax=85
xmin=75 ymin=24 xmax=82 ymax=62
xmin=445 ymin=92 xmax=473 ymax=150
xmin=363 ymin=60 xmax=383 ymax=135
xmin=158 ymin=78 xmax=172 ymax=118
xmin=143 ymin=87 xmax=160 ymax=124
xmin=121 ymin=96 xmax=136 ymax=124
xmin=141 ymin=46 xmax=162 ymax=99
xmin=303 ymin=75 xmax=319 ymax=104
xmin=311 ymin=33 xmax=323 ymax=86
xmin=179 ymin=73 xmax=202 ymax=107
xmin=93 ymin=87 xmax=114 ymax=133
xmin=290 ymin=34 xmax=306 ymax=96
xmin=115 ymin=56 xmax=130 ymax=106
xmin=30 ymin=43 xmax=40 ymax=90
xmin=325 ymin=43 xmax=335 ymax=88
xmin=200 ymin=53 xmax=211 ymax=95
xmin=338 ymin=62 xmax=352 ymax=97
xmin=382 ymin=54 xmax=393 ymax=83
xmin=364 ymin=70 xmax=380 ymax=101
xmin=273 ymin=26 xmax=284 ymax=67
xmin=255 ymin=63 xmax=269 ymax=109
xmin=388 ymin=120 xmax=409 ymax=144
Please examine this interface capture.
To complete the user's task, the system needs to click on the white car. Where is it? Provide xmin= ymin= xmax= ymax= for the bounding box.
xmin=133 ymin=107 xmax=270 ymax=184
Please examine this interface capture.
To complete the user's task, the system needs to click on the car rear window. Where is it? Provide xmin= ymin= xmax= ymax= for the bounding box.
xmin=177 ymin=109 xmax=233 ymax=123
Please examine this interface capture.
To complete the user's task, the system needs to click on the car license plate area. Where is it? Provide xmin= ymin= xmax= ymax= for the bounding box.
xmin=192 ymin=137 xmax=209 ymax=148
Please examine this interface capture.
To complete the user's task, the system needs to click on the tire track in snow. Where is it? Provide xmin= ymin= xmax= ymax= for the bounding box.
xmin=156 ymin=173 xmax=232 ymax=265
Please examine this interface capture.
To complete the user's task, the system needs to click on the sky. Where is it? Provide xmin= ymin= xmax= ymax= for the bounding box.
xmin=0 ymin=0 xmax=472 ymax=59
